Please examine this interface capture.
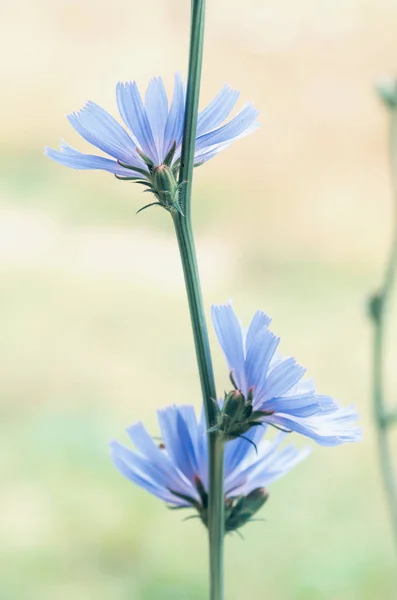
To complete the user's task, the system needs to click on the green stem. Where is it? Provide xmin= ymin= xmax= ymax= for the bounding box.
xmin=172 ymin=213 xmax=225 ymax=600
xmin=179 ymin=0 xmax=206 ymax=220
xmin=174 ymin=1 xmax=225 ymax=598
xmin=209 ymin=435 xmax=224 ymax=600
xmin=371 ymin=109 xmax=397 ymax=549
xmin=172 ymin=213 xmax=217 ymax=428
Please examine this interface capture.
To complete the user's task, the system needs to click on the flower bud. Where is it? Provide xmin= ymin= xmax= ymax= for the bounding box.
xmin=148 ymin=164 xmax=183 ymax=214
xmin=210 ymin=387 xmax=269 ymax=442
xmin=225 ymin=487 xmax=269 ymax=532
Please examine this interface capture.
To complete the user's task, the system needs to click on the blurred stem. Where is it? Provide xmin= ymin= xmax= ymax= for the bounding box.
xmin=174 ymin=1 xmax=225 ymax=598
xmin=370 ymin=109 xmax=397 ymax=549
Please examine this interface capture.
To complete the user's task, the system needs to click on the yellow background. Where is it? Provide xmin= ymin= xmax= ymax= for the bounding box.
xmin=1 ymin=1 xmax=397 ymax=598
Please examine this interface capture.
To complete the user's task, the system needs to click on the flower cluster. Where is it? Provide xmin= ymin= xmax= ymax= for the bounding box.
xmin=47 ymin=75 xmax=361 ymax=534
xmin=110 ymin=302 xmax=361 ymax=531
xmin=110 ymin=404 xmax=310 ymax=532
xmin=45 ymin=75 xmax=258 ymax=215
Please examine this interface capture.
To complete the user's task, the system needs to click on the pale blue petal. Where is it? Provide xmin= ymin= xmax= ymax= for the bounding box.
xmin=145 ymin=77 xmax=169 ymax=162
xmin=245 ymin=328 xmax=280 ymax=402
xmin=224 ymin=425 xmax=266 ymax=479
xmin=259 ymin=357 xmax=306 ymax=403
xmin=116 ymin=82 xmax=158 ymax=163
xmin=313 ymin=395 xmax=340 ymax=414
xmin=264 ymin=405 xmax=363 ymax=446
xmin=109 ymin=440 xmax=185 ymax=504
xmin=126 ymin=422 xmax=193 ymax=495
xmin=164 ymin=73 xmax=186 ymax=155
xmin=225 ymin=434 xmax=283 ymax=493
xmin=45 ymin=141 xmax=142 ymax=175
xmin=157 ymin=405 xmax=198 ymax=483
xmin=262 ymin=393 xmax=329 ymax=418
xmin=233 ymin=445 xmax=312 ymax=496
xmin=176 ymin=405 xmax=201 ymax=477
xmin=110 ymin=451 xmax=182 ymax=504
xmin=245 ymin=310 xmax=272 ymax=355
xmin=195 ymin=103 xmax=259 ymax=152
xmin=193 ymin=122 xmax=259 ymax=163
xmin=67 ymin=101 xmax=140 ymax=165
xmin=225 ymin=432 xmax=311 ymax=496
xmin=193 ymin=142 xmax=230 ymax=164
xmin=197 ymin=85 xmax=240 ymax=136
xmin=211 ymin=303 xmax=247 ymax=392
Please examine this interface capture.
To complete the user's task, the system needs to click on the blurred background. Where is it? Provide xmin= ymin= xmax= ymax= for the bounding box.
xmin=1 ymin=0 xmax=397 ymax=598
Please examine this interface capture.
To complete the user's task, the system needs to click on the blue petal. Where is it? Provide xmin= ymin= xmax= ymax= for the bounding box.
xmin=245 ymin=327 xmax=280 ymax=401
xmin=245 ymin=310 xmax=272 ymax=355
xmin=262 ymin=393 xmax=326 ymax=418
xmin=126 ymin=422 xmax=193 ymax=495
xmin=225 ymin=433 xmax=284 ymax=493
xmin=157 ymin=405 xmax=199 ymax=483
xmin=197 ymin=85 xmax=240 ymax=136
xmin=225 ymin=432 xmax=310 ymax=496
xmin=259 ymin=357 xmax=306 ymax=403
xmin=116 ymin=82 xmax=159 ymax=163
xmin=211 ymin=303 xmax=247 ymax=393
xmin=195 ymin=103 xmax=259 ymax=152
xmin=264 ymin=405 xmax=363 ymax=446
xmin=45 ymin=141 xmax=142 ymax=175
xmin=224 ymin=424 xmax=266 ymax=480
xmin=67 ymin=101 xmax=141 ymax=165
xmin=145 ymin=77 xmax=169 ymax=162
xmin=109 ymin=440 xmax=183 ymax=504
xmin=193 ymin=142 xmax=230 ymax=165
xmin=163 ymin=73 xmax=186 ymax=156
xmin=233 ymin=444 xmax=311 ymax=496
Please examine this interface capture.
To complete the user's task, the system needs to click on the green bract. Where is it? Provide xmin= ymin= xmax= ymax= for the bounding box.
xmin=170 ymin=475 xmax=269 ymax=533
xmin=118 ymin=141 xmax=185 ymax=215
xmin=209 ymin=375 xmax=273 ymax=445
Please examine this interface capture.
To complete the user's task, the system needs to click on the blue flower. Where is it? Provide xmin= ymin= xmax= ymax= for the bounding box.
xmin=45 ymin=75 xmax=258 ymax=200
xmin=110 ymin=404 xmax=310 ymax=531
xmin=211 ymin=303 xmax=362 ymax=446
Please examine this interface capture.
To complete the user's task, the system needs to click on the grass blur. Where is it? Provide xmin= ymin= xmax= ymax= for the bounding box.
xmin=2 ymin=0 xmax=397 ymax=598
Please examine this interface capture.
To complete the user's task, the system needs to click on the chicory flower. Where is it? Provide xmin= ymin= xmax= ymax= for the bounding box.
xmin=45 ymin=74 xmax=258 ymax=214
xmin=110 ymin=403 xmax=310 ymax=532
xmin=211 ymin=303 xmax=362 ymax=446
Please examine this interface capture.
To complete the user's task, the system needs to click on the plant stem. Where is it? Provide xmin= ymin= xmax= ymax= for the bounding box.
xmin=371 ymin=109 xmax=397 ymax=549
xmin=179 ymin=0 xmax=206 ymax=220
xmin=174 ymin=1 xmax=225 ymax=598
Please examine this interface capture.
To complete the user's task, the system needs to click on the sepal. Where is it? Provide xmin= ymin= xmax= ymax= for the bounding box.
xmin=171 ymin=481 xmax=269 ymax=534
xmin=225 ymin=488 xmax=269 ymax=532
xmin=209 ymin=381 xmax=272 ymax=443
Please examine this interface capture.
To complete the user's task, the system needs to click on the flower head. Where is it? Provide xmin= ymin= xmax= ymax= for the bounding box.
xmin=45 ymin=74 xmax=259 ymax=214
xmin=211 ymin=303 xmax=362 ymax=446
xmin=110 ymin=404 xmax=310 ymax=532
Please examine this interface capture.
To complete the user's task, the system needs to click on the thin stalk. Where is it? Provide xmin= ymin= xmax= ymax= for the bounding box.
xmin=371 ymin=110 xmax=397 ymax=548
xmin=174 ymin=1 xmax=225 ymax=598
xmin=179 ymin=0 xmax=206 ymax=220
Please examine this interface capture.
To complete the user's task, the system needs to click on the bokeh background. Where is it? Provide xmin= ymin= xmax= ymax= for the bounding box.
xmin=2 ymin=1 xmax=397 ymax=598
